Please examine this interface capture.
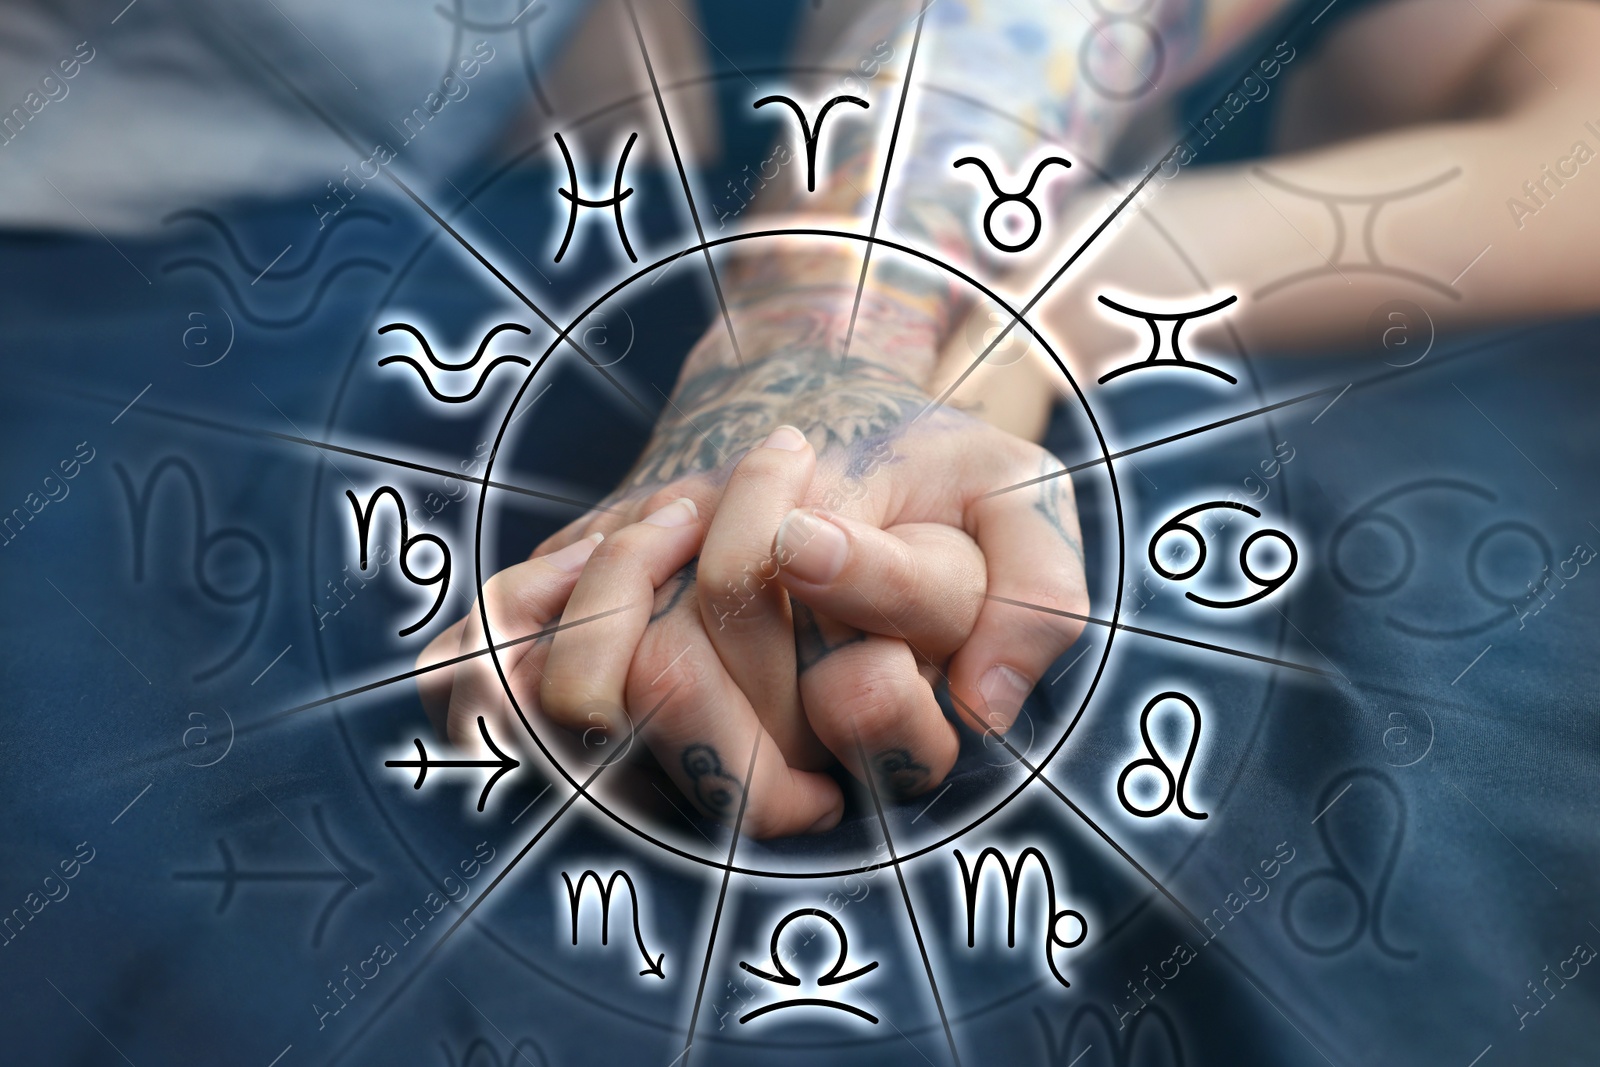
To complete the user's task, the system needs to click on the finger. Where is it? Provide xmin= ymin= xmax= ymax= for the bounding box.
xmin=440 ymin=534 xmax=604 ymax=751
xmin=948 ymin=472 xmax=1089 ymax=737
xmin=627 ymin=571 xmax=844 ymax=839
xmin=530 ymin=473 xmax=721 ymax=560
xmin=540 ymin=498 xmax=705 ymax=736
xmin=794 ymin=606 xmax=959 ymax=799
xmin=417 ymin=616 xmax=467 ymax=736
xmin=775 ymin=509 xmax=985 ymax=660
xmin=696 ymin=424 xmax=829 ymax=768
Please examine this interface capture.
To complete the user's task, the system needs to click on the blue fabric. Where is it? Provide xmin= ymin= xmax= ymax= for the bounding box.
xmin=3 ymin=3 xmax=1597 ymax=1066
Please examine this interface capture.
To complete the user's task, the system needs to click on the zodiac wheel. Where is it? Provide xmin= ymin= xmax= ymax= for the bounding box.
xmin=291 ymin=24 xmax=1310 ymax=1061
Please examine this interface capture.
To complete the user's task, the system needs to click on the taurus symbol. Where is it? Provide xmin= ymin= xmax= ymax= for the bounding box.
xmin=753 ymin=93 xmax=869 ymax=192
xmin=553 ymin=131 xmax=638 ymax=263
xmin=954 ymin=155 xmax=1073 ymax=253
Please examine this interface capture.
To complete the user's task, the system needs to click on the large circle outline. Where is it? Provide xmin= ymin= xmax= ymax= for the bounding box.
xmin=296 ymin=66 xmax=1293 ymax=1043
xmin=471 ymin=226 xmax=1126 ymax=879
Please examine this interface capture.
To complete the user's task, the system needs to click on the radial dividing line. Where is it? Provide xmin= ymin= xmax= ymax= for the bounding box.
xmin=681 ymin=735 xmax=761 ymax=1067
xmin=243 ymin=606 xmax=630 ymax=734
xmin=35 ymin=380 xmax=613 ymax=514
xmin=987 ymin=727 xmax=1335 ymax=1066
xmin=986 ymin=385 xmax=1341 ymax=498
xmin=984 ymin=320 xmax=1539 ymax=500
xmin=984 ymin=595 xmax=1338 ymax=678
xmin=326 ymin=685 xmax=680 ymax=1065
xmin=918 ymin=141 xmax=1179 ymax=419
xmin=214 ymin=21 xmax=654 ymax=420
xmin=860 ymin=737 xmax=963 ymax=1067
xmin=919 ymin=0 xmax=1401 ymax=421
xmin=624 ymin=0 xmax=744 ymax=369
xmin=840 ymin=1 xmax=931 ymax=363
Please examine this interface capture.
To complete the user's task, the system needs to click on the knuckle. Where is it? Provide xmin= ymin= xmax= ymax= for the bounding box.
xmin=480 ymin=573 xmax=528 ymax=624
xmin=697 ymin=555 xmax=776 ymax=627
xmin=636 ymin=486 xmax=694 ymax=518
xmin=874 ymin=539 xmax=922 ymax=620
xmin=537 ymin=674 xmax=595 ymax=729
xmin=638 ymin=487 xmax=683 ymax=518
xmin=736 ymin=439 xmax=807 ymax=481
xmin=1013 ymin=580 xmax=1089 ymax=647
xmin=811 ymin=663 xmax=913 ymax=749
xmin=586 ymin=532 xmax=651 ymax=577
xmin=629 ymin=639 xmax=712 ymax=707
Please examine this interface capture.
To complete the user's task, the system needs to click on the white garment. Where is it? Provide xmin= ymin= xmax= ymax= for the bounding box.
xmin=0 ymin=0 xmax=587 ymax=233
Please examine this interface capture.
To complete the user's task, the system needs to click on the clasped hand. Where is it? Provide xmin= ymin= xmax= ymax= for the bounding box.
xmin=417 ymin=288 xmax=1088 ymax=838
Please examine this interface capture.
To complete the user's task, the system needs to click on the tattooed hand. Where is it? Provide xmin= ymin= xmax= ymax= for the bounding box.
xmin=418 ymin=253 xmax=1089 ymax=837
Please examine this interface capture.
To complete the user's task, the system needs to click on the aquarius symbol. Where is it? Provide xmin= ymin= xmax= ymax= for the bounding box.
xmin=1095 ymin=294 xmax=1239 ymax=384
xmin=116 ymin=457 xmax=270 ymax=681
xmin=739 ymin=909 xmax=879 ymax=1023
xmin=553 ymin=131 xmax=638 ymax=263
xmin=753 ymin=94 xmax=869 ymax=192
xmin=954 ymin=846 xmax=1088 ymax=989
xmin=1117 ymin=692 xmax=1207 ymax=821
xmin=953 ymin=155 xmax=1073 ymax=252
xmin=346 ymin=485 xmax=451 ymax=637
xmin=172 ymin=806 xmax=373 ymax=947
xmin=1251 ymin=166 xmax=1464 ymax=301
xmin=1150 ymin=501 xmax=1298 ymax=609
xmin=1283 ymin=769 xmax=1416 ymax=960
xmin=562 ymin=869 xmax=666 ymax=979
xmin=385 ymin=715 xmax=519 ymax=812
xmin=376 ymin=322 xmax=531 ymax=403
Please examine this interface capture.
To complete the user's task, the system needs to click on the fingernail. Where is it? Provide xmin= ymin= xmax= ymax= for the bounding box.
xmin=978 ymin=664 xmax=1031 ymax=731
xmin=777 ymin=508 xmax=847 ymax=584
xmin=545 ymin=532 xmax=603 ymax=572
xmin=761 ymin=424 xmax=808 ymax=452
xmin=643 ymin=497 xmax=699 ymax=528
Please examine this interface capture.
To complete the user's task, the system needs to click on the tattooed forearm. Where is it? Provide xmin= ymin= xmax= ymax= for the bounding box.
xmin=623 ymin=341 xmax=936 ymax=494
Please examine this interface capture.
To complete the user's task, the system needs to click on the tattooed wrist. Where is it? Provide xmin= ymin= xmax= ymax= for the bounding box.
xmin=613 ymin=282 xmax=961 ymax=495
xmin=685 ymin=280 xmax=945 ymax=383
